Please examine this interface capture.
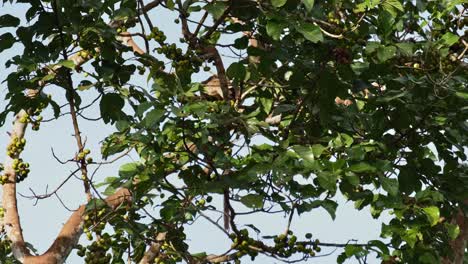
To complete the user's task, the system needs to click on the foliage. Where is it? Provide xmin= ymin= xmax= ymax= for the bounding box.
xmin=0 ymin=0 xmax=467 ymax=263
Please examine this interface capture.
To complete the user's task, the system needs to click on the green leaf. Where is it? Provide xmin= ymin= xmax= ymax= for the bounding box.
xmin=0 ymin=33 xmax=15 ymax=53
xmin=368 ymin=240 xmax=389 ymax=255
xmin=317 ymin=172 xmax=338 ymax=191
xmin=311 ymin=144 xmax=326 ymax=158
xmin=381 ymin=177 xmax=399 ymax=196
xmin=114 ymin=8 xmax=136 ymax=20
xmin=226 ymin=62 xmax=246 ymax=80
xmin=297 ymin=23 xmax=323 ymax=43
xmin=344 ymin=245 xmax=363 ymax=257
xmin=348 ymin=162 xmax=376 ymax=173
xmin=340 ymin=133 xmax=353 ymax=147
xmin=418 ymin=252 xmax=438 ymax=264
xmin=302 ymin=0 xmax=314 ymax=12
xmin=166 ymin=0 xmax=175 ymax=10
xmin=292 ymin=145 xmax=318 ymax=161
xmin=259 ymin=97 xmax=273 ymax=113
xmin=396 ymin=43 xmax=414 ymax=56
xmin=144 ymin=108 xmax=165 ymax=128
xmin=381 ymin=0 xmax=403 ymax=17
xmin=455 ymin=92 xmax=468 ymax=99
xmin=49 ymin=100 xmax=61 ymax=119
xmin=439 ymin=32 xmax=459 ymax=47
xmin=365 ymin=42 xmax=380 ymax=54
xmin=402 ymin=228 xmax=422 ymax=248
xmin=398 ymin=166 xmax=421 ymax=194
xmin=321 ymin=200 xmax=338 ymax=220
xmin=100 ymin=93 xmax=124 ymax=124
xmin=240 ymin=194 xmax=264 ymax=208
xmin=266 ymin=20 xmax=285 ymax=40
xmin=384 ymin=0 xmax=403 ymax=11
xmin=351 ymin=62 xmax=369 ymax=75
xmin=445 ymin=223 xmax=460 ymax=240
xmin=376 ymin=45 xmax=396 ymax=62
xmin=345 ymin=173 xmax=360 ymax=186
xmin=58 ymin=59 xmax=75 ymax=69
xmin=119 ymin=162 xmax=140 ymax=178
xmin=422 ymin=206 xmax=440 ymax=226
xmin=0 ymin=14 xmax=20 ymax=28
xmin=204 ymin=2 xmax=227 ymax=19
xmin=271 ymin=0 xmax=287 ymax=7
xmin=77 ymin=80 xmax=93 ymax=91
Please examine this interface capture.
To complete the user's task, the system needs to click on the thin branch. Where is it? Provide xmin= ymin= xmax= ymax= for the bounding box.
xmin=19 ymin=168 xmax=81 ymax=201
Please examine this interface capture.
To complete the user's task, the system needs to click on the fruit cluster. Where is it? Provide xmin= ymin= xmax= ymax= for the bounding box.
xmin=271 ymin=231 xmax=320 ymax=257
xmin=77 ymin=50 xmax=91 ymax=59
xmin=83 ymin=208 xmax=107 ymax=240
xmin=76 ymin=233 xmax=112 ymax=264
xmin=148 ymin=27 xmax=205 ymax=73
xmin=76 ymin=149 xmax=92 ymax=163
xmin=147 ymin=27 xmax=167 ymax=43
xmin=229 ymin=229 xmax=259 ymax=261
xmin=11 ymin=158 xmax=30 ymax=183
xmin=0 ymin=235 xmax=13 ymax=257
xmin=22 ymin=98 xmax=47 ymax=131
xmin=0 ymin=163 xmax=4 ymax=184
xmin=6 ymin=136 xmax=26 ymax=158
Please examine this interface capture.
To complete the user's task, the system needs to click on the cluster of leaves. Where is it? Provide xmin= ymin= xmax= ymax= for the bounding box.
xmin=0 ymin=232 xmax=20 ymax=264
xmin=0 ymin=0 xmax=467 ymax=263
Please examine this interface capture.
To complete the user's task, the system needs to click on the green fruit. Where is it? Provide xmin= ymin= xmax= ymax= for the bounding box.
xmin=278 ymin=234 xmax=286 ymax=241
xmin=198 ymin=199 xmax=206 ymax=206
xmin=81 ymin=50 xmax=89 ymax=58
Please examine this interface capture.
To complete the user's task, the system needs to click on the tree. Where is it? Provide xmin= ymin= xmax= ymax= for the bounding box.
xmin=0 ymin=0 xmax=466 ymax=263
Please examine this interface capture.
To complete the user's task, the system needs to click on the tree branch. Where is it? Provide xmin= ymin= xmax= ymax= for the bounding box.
xmin=139 ymin=232 xmax=167 ymax=264
xmin=21 ymin=188 xmax=132 ymax=264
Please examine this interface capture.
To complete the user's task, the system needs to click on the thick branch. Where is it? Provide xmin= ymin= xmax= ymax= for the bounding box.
xmin=139 ymin=232 xmax=167 ymax=264
xmin=2 ymin=109 xmax=32 ymax=261
xmin=442 ymin=205 xmax=468 ymax=264
xmin=21 ymin=188 xmax=132 ymax=264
